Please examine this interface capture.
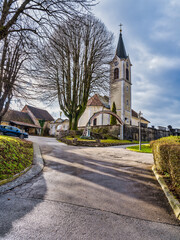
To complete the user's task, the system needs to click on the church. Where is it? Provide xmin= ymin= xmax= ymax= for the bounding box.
xmin=78 ymin=27 xmax=150 ymax=132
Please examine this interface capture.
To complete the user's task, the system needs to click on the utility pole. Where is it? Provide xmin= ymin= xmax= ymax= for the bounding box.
xmin=139 ymin=111 xmax=142 ymax=150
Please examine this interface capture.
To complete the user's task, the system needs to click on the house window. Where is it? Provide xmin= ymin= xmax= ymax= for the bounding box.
xmin=93 ymin=118 xmax=97 ymax=126
xmin=114 ymin=68 xmax=119 ymax=80
xmin=126 ymin=68 xmax=129 ymax=81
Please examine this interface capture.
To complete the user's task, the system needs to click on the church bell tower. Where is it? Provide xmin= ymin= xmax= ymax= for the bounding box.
xmin=110 ymin=25 xmax=132 ymax=131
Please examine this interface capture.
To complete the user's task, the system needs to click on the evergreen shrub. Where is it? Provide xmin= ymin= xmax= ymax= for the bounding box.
xmin=151 ymin=136 xmax=180 ymax=196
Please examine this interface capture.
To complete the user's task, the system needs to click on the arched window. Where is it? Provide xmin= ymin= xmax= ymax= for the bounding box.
xmin=93 ymin=118 xmax=97 ymax=126
xmin=127 ymin=100 xmax=129 ymax=106
xmin=126 ymin=68 xmax=129 ymax=81
xmin=114 ymin=68 xmax=119 ymax=80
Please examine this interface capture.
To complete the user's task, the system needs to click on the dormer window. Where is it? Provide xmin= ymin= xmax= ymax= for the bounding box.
xmin=114 ymin=68 xmax=119 ymax=80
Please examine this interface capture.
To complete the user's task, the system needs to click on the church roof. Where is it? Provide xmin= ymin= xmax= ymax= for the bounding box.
xmin=132 ymin=109 xmax=150 ymax=123
xmin=87 ymin=94 xmax=110 ymax=109
xmin=116 ymin=32 xmax=127 ymax=59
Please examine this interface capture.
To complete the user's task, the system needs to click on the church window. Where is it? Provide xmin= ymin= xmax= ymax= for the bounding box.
xmin=93 ymin=118 xmax=97 ymax=126
xmin=114 ymin=68 xmax=119 ymax=80
xmin=126 ymin=68 xmax=129 ymax=81
xmin=127 ymin=86 xmax=128 ymax=92
xmin=127 ymin=100 xmax=129 ymax=106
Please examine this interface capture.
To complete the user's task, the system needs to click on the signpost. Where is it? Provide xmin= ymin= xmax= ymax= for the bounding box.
xmin=138 ymin=111 xmax=142 ymax=150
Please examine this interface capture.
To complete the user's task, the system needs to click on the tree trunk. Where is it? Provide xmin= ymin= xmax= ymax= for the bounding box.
xmin=71 ymin=114 xmax=79 ymax=130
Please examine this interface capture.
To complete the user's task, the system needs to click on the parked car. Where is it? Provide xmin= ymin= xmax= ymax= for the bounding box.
xmin=0 ymin=125 xmax=28 ymax=139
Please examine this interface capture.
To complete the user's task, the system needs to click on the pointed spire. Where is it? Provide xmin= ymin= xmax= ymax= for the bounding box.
xmin=116 ymin=24 xmax=127 ymax=59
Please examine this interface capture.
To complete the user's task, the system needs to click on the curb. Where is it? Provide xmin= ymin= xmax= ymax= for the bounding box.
xmin=152 ymin=165 xmax=180 ymax=220
xmin=0 ymin=143 xmax=44 ymax=194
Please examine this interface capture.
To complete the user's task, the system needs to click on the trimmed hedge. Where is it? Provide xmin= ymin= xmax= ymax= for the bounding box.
xmin=151 ymin=136 xmax=180 ymax=196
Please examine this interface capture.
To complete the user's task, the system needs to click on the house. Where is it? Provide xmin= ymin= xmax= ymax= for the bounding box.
xmin=2 ymin=110 xmax=41 ymax=134
xmin=22 ymin=105 xmax=54 ymax=134
xmin=2 ymin=105 xmax=54 ymax=135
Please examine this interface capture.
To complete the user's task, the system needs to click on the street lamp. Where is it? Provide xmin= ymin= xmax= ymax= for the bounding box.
xmin=138 ymin=111 xmax=143 ymax=150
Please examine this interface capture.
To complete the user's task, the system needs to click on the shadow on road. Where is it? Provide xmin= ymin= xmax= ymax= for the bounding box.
xmin=43 ymin=146 xmax=170 ymax=211
xmin=0 ymin=172 xmax=47 ymax=237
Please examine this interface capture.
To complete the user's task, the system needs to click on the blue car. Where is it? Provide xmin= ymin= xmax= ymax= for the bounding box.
xmin=0 ymin=125 xmax=28 ymax=139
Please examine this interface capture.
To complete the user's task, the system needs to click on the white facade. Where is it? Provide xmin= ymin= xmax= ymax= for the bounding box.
xmin=78 ymin=106 xmax=110 ymax=127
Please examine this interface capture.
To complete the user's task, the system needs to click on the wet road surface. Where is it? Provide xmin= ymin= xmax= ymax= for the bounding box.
xmin=0 ymin=136 xmax=179 ymax=239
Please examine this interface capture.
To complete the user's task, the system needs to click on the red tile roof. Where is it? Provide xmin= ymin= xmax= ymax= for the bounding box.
xmin=87 ymin=94 xmax=104 ymax=106
xmin=87 ymin=94 xmax=110 ymax=108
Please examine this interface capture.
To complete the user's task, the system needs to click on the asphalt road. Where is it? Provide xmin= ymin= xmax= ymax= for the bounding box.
xmin=0 ymin=136 xmax=179 ymax=240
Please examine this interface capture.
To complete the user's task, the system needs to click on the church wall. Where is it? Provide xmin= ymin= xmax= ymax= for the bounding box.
xmin=78 ymin=106 xmax=110 ymax=127
xmin=132 ymin=117 xmax=149 ymax=127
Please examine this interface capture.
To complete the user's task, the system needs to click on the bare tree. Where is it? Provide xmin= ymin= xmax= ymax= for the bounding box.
xmin=0 ymin=0 xmax=95 ymax=40
xmin=0 ymin=33 xmax=30 ymax=122
xmin=33 ymin=15 xmax=113 ymax=130
xmin=0 ymin=0 xmax=95 ymax=122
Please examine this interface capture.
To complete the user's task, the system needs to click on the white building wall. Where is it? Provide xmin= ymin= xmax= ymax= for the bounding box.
xmin=78 ymin=106 xmax=110 ymax=127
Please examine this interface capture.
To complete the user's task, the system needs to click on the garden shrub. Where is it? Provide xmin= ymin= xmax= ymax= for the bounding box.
xmin=168 ymin=145 xmax=180 ymax=196
xmin=151 ymin=136 xmax=180 ymax=196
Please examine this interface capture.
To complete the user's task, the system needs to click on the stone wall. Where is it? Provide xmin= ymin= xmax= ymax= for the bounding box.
xmin=123 ymin=125 xmax=170 ymax=141
xmin=80 ymin=124 xmax=171 ymax=141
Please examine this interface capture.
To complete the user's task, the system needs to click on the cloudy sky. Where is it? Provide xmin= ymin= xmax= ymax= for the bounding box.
xmin=12 ymin=0 xmax=180 ymax=128
xmin=92 ymin=0 xmax=180 ymax=128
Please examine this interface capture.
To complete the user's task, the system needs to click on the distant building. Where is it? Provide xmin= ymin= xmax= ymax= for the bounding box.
xmin=49 ymin=118 xmax=69 ymax=136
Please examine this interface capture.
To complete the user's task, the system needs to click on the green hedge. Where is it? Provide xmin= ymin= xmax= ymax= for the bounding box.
xmin=151 ymin=136 xmax=180 ymax=196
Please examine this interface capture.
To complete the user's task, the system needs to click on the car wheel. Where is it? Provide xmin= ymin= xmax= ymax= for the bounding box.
xmin=19 ymin=134 xmax=24 ymax=139
xmin=0 ymin=131 xmax=3 ymax=135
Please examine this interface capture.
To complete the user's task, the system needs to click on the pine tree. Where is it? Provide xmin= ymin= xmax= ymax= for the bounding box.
xmin=110 ymin=102 xmax=117 ymax=125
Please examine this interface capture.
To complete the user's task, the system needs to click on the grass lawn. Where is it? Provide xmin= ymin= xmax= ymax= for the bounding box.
xmin=126 ymin=144 xmax=152 ymax=153
xmin=65 ymin=136 xmax=149 ymax=144
xmin=100 ymin=139 xmax=132 ymax=144
xmin=0 ymin=136 xmax=33 ymax=181
xmin=65 ymin=136 xmax=95 ymax=141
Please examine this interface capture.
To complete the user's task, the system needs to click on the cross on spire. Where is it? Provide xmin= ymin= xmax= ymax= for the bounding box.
xmin=119 ymin=23 xmax=123 ymax=33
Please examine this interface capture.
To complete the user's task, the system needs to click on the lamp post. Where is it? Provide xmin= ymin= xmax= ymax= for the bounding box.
xmin=138 ymin=111 xmax=142 ymax=150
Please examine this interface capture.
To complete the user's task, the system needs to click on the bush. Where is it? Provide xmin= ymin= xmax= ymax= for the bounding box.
xmin=151 ymin=136 xmax=180 ymax=196
xmin=168 ymin=145 xmax=180 ymax=196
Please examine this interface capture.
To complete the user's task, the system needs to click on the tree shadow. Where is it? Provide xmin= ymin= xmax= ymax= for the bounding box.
xmin=0 ymin=172 xmax=47 ymax=237
xmin=43 ymin=146 xmax=166 ymax=208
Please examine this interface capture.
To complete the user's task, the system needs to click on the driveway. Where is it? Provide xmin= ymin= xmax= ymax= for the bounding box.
xmin=0 ymin=136 xmax=179 ymax=240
